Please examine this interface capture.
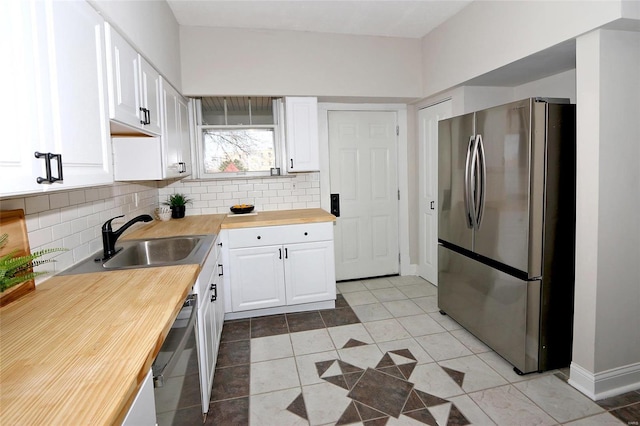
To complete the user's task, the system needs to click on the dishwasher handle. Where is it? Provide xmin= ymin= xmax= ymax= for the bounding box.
xmin=153 ymin=293 xmax=197 ymax=388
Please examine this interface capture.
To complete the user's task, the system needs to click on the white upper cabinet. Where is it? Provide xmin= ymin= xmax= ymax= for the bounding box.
xmin=113 ymin=79 xmax=191 ymax=181
xmin=284 ymin=97 xmax=320 ymax=172
xmin=0 ymin=0 xmax=113 ymax=197
xmin=161 ymin=80 xmax=192 ymax=178
xmin=105 ymin=24 xmax=161 ymax=135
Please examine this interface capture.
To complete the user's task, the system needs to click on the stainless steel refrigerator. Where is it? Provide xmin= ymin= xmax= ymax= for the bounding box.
xmin=438 ymin=98 xmax=576 ymax=374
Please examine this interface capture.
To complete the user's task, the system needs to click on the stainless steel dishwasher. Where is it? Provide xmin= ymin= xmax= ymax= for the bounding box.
xmin=152 ymin=293 xmax=204 ymax=424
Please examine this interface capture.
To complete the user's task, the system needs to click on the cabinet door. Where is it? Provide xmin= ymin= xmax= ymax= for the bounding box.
xmin=284 ymin=241 xmax=336 ymax=305
xmin=285 ymin=97 xmax=319 ymax=172
xmin=47 ymin=0 xmax=112 ymax=189
xmin=0 ymin=0 xmax=44 ymax=195
xmin=139 ymin=57 xmax=162 ymax=135
xmin=161 ymin=80 xmax=181 ymax=178
xmin=177 ymin=95 xmax=192 ymax=177
xmin=229 ymin=246 xmax=286 ymax=311
xmin=105 ymin=24 xmax=142 ymax=129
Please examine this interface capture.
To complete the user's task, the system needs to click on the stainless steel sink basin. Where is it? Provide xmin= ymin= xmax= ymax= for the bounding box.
xmin=103 ymin=237 xmax=202 ymax=269
xmin=59 ymin=235 xmax=215 ymax=276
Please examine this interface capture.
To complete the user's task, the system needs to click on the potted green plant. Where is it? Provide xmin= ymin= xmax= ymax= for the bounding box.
xmin=0 ymin=234 xmax=66 ymax=292
xmin=163 ymin=193 xmax=192 ymax=219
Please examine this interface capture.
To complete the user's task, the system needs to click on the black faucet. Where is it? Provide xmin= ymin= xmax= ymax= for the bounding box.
xmin=101 ymin=214 xmax=153 ymax=260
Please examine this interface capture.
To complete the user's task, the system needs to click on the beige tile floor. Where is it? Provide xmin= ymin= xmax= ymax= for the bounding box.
xmin=165 ymin=276 xmax=640 ymax=425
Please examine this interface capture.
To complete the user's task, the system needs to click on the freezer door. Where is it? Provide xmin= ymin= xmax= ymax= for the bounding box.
xmin=438 ymin=113 xmax=474 ymax=251
xmin=438 ymin=245 xmax=541 ymax=373
xmin=473 ymin=99 xmax=533 ymax=274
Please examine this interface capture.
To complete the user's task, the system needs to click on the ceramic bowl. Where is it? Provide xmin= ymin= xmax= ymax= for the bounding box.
xmin=230 ymin=204 xmax=255 ymax=214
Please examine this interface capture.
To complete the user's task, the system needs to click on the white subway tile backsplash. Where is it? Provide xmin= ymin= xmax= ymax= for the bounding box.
xmin=39 ymin=210 xmax=61 ymax=228
xmin=25 ymin=214 xmax=40 ymax=232
xmin=28 ymin=228 xmax=53 ymax=248
xmin=0 ymin=198 xmax=26 ymax=211
xmin=69 ymin=190 xmax=87 ymax=205
xmin=49 ymin=192 xmax=70 ymax=209
xmin=70 ymin=217 xmax=88 ymax=234
xmin=25 ymin=195 xmax=50 ymax=214
xmin=51 ymin=222 xmax=72 ymax=240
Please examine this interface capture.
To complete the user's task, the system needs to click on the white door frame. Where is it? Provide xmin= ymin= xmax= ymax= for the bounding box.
xmin=418 ymin=99 xmax=453 ymax=284
xmin=318 ymin=103 xmax=410 ymax=276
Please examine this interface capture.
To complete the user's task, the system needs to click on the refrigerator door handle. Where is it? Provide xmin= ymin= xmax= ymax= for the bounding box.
xmin=464 ymin=135 xmax=475 ymax=229
xmin=469 ymin=135 xmax=480 ymax=230
xmin=476 ymin=134 xmax=487 ymax=228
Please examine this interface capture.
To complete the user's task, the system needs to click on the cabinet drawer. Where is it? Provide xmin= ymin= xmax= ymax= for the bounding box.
xmin=227 ymin=222 xmax=333 ymax=248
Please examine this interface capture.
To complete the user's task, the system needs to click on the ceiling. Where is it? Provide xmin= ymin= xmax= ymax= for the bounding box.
xmin=166 ymin=0 xmax=472 ymax=39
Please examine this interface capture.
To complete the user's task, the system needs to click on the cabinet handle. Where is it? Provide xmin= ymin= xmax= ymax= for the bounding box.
xmin=430 ymin=201 xmax=435 ymax=210
xmin=35 ymin=152 xmax=63 ymax=184
xmin=257 ymin=236 xmax=261 ymax=240
xmin=279 ymin=248 xmax=282 ymax=259
xmin=139 ymin=107 xmax=150 ymax=125
xmin=304 ymin=232 xmax=308 ymax=236
xmin=290 ymin=159 xmax=294 ymax=169
xmin=218 ymin=264 xmax=223 ymax=276
xmin=211 ymin=284 xmax=217 ymax=301
xmin=285 ymin=248 xmax=288 ymax=259
xmin=218 ymin=242 xmax=223 ymax=247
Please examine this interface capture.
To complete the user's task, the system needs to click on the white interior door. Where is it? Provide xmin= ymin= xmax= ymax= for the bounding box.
xmin=329 ymin=111 xmax=399 ymax=281
xmin=418 ymin=100 xmax=452 ymax=284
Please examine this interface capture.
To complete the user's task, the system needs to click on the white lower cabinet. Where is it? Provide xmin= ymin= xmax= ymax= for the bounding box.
xmin=284 ymin=240 xmax=335 ymax=305
xmin=225 ymin=222 xmax=336 ymax=314
xmin=229 ymin=245 xmax=286 ymax=311
xmin=194 ymin=235 xmax=224 ymax=414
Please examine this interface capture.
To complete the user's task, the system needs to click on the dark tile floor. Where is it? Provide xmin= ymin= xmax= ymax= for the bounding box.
xmin=158 ymin=276 xmax=640 ymax=425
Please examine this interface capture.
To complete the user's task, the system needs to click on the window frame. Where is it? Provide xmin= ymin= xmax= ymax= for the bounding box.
xmin=193 ymin=98 xmax=285 ymax=180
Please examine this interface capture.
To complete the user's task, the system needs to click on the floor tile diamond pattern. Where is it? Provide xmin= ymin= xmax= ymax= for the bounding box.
xmin=198 ymin=277 xmax=626 ymax=426
xmin=286 ymin=348 xmax=469 ymax=425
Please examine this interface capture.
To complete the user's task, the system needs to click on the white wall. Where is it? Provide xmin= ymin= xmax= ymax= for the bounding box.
xmin=570 ymin=28 xmax=640 ymax=399
xmin=420 ymin=1 xmax=624 ymax=98
xmin=513 ymin=69 xmax=576 ymax=103
xmin=180 ymin=26 xmax=422 ymax=98
xmin=89 ymin=0 xmax=182 ymax=89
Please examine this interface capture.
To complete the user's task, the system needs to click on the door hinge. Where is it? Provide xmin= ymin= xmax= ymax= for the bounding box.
xmin=398 ymin=190 xmax=400 ymax=200
xmin=399 ymin=253 xmax=401 ymax=263
xmin=396 ymin=125 xmax=399 ymax=136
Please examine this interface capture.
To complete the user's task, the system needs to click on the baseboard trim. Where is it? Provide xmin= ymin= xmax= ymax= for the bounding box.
xmin=569 ymin=361 xmax=640 ymax=400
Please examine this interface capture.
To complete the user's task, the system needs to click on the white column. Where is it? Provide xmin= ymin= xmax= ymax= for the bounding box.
xmin=570 ymin=28 xmax=640 ymax=400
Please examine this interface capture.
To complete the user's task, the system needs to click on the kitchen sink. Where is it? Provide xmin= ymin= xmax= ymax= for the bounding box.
xmin=58 ymin=235 xmax=215 ymax=276
xmin=104 ymin=237 xmax=202 ymax=268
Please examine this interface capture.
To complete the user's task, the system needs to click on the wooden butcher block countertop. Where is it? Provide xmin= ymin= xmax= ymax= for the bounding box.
xmin=0 ymin=266 xmax=200 ymax=425
xmin=222 ymin=208 xmax=335 ymax=229
xmin=0 ymin=209 xmax=333 ymax=425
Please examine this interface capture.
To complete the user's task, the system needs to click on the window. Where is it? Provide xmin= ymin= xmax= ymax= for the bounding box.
xmin=196 ymin=97 xmax=282 ymax=178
